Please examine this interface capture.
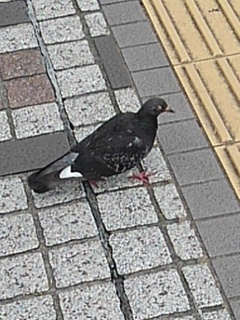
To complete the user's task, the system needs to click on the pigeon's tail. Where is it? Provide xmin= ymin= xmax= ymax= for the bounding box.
xmin=27 ymin=152 xmax=86 ymax=193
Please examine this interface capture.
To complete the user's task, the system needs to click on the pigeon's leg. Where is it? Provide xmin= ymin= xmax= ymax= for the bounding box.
xmin=129 ymin=170 xmax=156 ymax=185
xmin=88 ymin=178 xmax=106 ymax=188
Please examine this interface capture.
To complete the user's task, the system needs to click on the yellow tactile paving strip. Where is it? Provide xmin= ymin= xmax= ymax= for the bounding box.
xmin=143 ymin=0 xmax=240 ymax=198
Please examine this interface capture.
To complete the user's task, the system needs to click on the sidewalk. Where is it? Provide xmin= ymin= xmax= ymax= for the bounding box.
xmin=0 ymin=0 xmax=239 ymax=319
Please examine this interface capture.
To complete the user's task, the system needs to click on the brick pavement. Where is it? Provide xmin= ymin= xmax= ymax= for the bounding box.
xmin=0 ymin=0 xmax=239 ymax=319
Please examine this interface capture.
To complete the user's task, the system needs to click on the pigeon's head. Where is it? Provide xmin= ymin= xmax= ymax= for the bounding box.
xmin=140 ymin=98 xmax=174 ymax=117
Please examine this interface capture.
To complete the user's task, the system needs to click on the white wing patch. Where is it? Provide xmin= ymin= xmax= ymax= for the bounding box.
xmin=59 ymin=166 xmax=83 ymax=179
xmin=127 ymin=136 xmax=142 ymax=148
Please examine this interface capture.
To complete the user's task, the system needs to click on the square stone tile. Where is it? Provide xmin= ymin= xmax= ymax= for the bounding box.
xmin=0 ymin=252 xmax=48 ymax=299
xmin=0 ymin=48 xmax=45 ymax=80
xmin=230 ymin=298 xmax=240 ymax=319
xmin=76 ymin=0 xmax=100 ymax=11
xmin=167 ymin=221 xmax=203 ymax=260
xmin=125 ymin=270 xmax=190 ymax=318
xmin=47 ymin=40 xmax=94 ymax=70
xmin=0 ymin=296 xmax=56 ymax=320
xmin=49 ymin=240 xmax=109 ymax=287
xmin=154 ymin=183 xmax=187 ymax=220
xmin=56 ymin=65 xmax=106 ymax=98
xmin=0 ymin=177 xmax=28 ymax=214
xmin=97 ymin=187 xmax=158 ymax=230
xmin=85 ymin=12 xmax=110 ymax=37
xmin=40 ymin=16 xmax=84 ymax=44
xmin=65 ymin=92 xmax=115 ymax=126
xmin=114 ymin=87 xmax=141 ymax=113
xmin=38 ymin=200 xmax=97 ymax=245
xmin=32 ymin=0 xmax=75 ymax=20
xmin=59 ymin=282 xmax=124 ymax=320
xmin=0 ymin=110 xmax=11 ymax=141
xmin=182 ymin=264 xmax=223 ymax=308
xmin=12 ymin=102 xmax=63 ymax=139
xmin=74 ymin=123 xmax=100 ymax=142
xmin=168 ymin=317 xmax=196 ymax=320
xmin=110 ymin=227 xmax=172 ymax=274
xmin=6 ymin=74 xmax=55 ymax=108
xmin=0 ymin=213 xmax=38 ymax=257
xmin=0 ymin=1 xmax=29 ymax=27
xmin=32 ymin=180 xmax=85 ymax=208
xmin=0 ymin=24 xmax=38 ymax=53
xmin=202 ymin=309 xmax=232 ymax=320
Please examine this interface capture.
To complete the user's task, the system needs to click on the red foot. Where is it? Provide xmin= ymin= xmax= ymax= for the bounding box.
xmin=89 ymin=178 xmax=106 ymax=188
xmin=129 ymin=170 xmax=156 ymax=186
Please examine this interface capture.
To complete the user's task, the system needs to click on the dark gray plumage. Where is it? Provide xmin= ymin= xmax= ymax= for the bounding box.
xmin=28 ymin=97 xmax=174 ymax=193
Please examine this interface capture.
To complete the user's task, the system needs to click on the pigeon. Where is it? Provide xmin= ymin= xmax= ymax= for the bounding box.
xmin=28 ymin=97 xmax=174 ymax=193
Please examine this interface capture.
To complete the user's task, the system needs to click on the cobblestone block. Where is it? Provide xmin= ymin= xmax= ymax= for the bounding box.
xmin=0 ymin=110 xmax=11 ymax=141
xmin=202 ymin=309 xmax=232 ymax=320
xmin=0 ymin=1 xmax=29 ymax=27
xmin=32 ymin=0 xmax=75 ymax=20
xmin=74 ymin=123 xmax=100 ymax=142
xmin=85 ymin=13 xmax=110 ymax=37
xmin=76 ymin=0 xmax=99 ymax=11
xmin=114 ymin=87 xmax=141 ymax=113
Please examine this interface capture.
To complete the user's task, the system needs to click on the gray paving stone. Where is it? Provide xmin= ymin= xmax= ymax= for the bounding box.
xmin=32 ymin=0 xmax=75 ymax=20
xmin=157 ymin=120 xmax=208 ymax=154
xmin=168 ymin=149 xmax=224 ymax=185
xmin=196 ymin=213 xmax=240 ymax=257
xmin=202 ymin=309 xmax=232 ymax=320
xmin=0 ymin=24 xmax=38 ymax=53
xmin=85 ymin=12 xmax=110 ymax=37
xmin=59 ymin=282 xmax=124 ymax=320
xmin=0 ymin=177 xmax=27 ymax=214
xmin=38 ymin=200 xmax=97 ymax=245
xmin=0 ymin=296 xmax=56 ymax=320
xmin=100 ymin=0 xmax=129 ymax=3
xmin=0 ymin=252 xmax=48 ymax=299
xmin=153 ymin=183 xmax=187 ymax=220
xmin=97 ymin=187 xmax=158 ymax=230
xmin=0 ymin=110 xmax=11 ymax=141
xmin=32 ymin=180 xmax=85 ymax=208
xmin=122 ymin=43 xmax=169 ymax=72
xmin=39 ymin=16 xmax=84 ymax=44
xmin=49 ymin=240 xmax=109 ymax=287
xmin=0 ymin=1 xmax=29 ymax=27
xmin=112 ymin=21 xmax=157 ymax=48
xmin=103 ymin=1 xmax=146 ymax=25
xmin=0 ymin=132 xmax=70 ymax=176
xmin=76 ymin=0 xmax=100 ymax=11
xmin=212 ymin=254 xmax=240 ymax=298
xmin=110 ymin=227 xmax=172 ymax=274
xmin=182 ymin=264 xmax=223 ymax=308
xmin=12 ymin=102 xmax=63 ymax=139
xmin=56 ymin=65 xmax=106 ymax=98
xmin=114 ymin=87 xmax=141 ymax=112
xmin=229 ymin=298 xmax=240 ymax=319
xmin=47 ymin=40 xmax=94 ymax=70
xmin=168 ymin=317 xmax=196 ymax=320
xmin=132 ymin=67 xmax=181 ymax=98
xmin=74 ymin=123 xmax=100 ymax=142
xmin=94 ymin=35 xmax=131 ymax=89
xmin=64 ymin=92 xmax=115 ymax=126
xmin=0 ymin=213 xmax=38 ymax=257
xmin=167 ymin=221 xmax=203 ymax=260
xmin=182 ymin=179 xmax=240 ymax=219
xmin=125 ymin=270 xmax=190 ymax=318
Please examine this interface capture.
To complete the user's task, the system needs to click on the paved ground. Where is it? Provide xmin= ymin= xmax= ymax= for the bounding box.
xmin=0 ymin=0 xmax=239 ymax=319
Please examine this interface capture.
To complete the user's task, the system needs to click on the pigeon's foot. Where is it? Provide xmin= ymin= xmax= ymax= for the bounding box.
xmin=129 ymin=170 xmax=156 ymax=186
xmin=89 ymin=178 xmax=106 ymax=188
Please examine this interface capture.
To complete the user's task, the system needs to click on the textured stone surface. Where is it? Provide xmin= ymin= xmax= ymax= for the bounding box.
xmin=230 ymin=299 xmax=240 ymax=319
xmin=0 ymin=110 xmax=11 ymax=141
xmin=182 ymin=264 xmax=223 ymax=307
xmin=74 ymin=123 xmax=100 ymax=142
xmin=40 ymin=16 xmax=84 ymax=44
xmin=85 ymin=12 xmax=110 ymax=37
xmin=47 ymin=40 xmax=94 ymax=70
xmin=76 ymin=0 xmax=100 ymax=11
xmin=167 ymin=221 xmax=203 ymax=260
xmin=0 ymin=296 xmax=56 ymax=320
xmin=0 ymin=1 xmax=29 ymax=27
xmin=0 ymin=48 xmax=45 ymax=80
xmin=97 ymin=187 xmax=158 ymax=230
xmin=49 ymin=240 xmax=109 ymax=287
xmin=202 ymin=309 xmax=232 ymax=320
xmin=0 ymin=24 xmax=38 ymax=53
xmin=65 ymin=92 xmax=115 ymax=126
xmin=0 ymin=177 xmax=27 ymax=213
xmin=0 ymin=253 xmax=48 ymax=299
xmin=6 ymin=74 xmax=55 ymax=108
xmin=59 ymin=282 xmax=124 ymax=320
xmin=0 ymin=213 xmax=38 ymax=257
xmin=110 ymin=227 xmax=172 ymax=274
xmin=56 ymin=65 xmax=106 ymax=97
xmin=38 ymin=200 xmax=97 ymax=245
xmin=12 ymin=102 xmax=63 ymax=139
xmin=125 ymin=270 xmax=190 ymax=318
xmin=114 ymin=87 xmax=141 ymax=112
xmin=32 ymin=0 xmax=75 ymax=20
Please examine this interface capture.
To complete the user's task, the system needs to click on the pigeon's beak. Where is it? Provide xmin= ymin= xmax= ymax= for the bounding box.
xmin=164 ymin=105 xmax=175 ymax=113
